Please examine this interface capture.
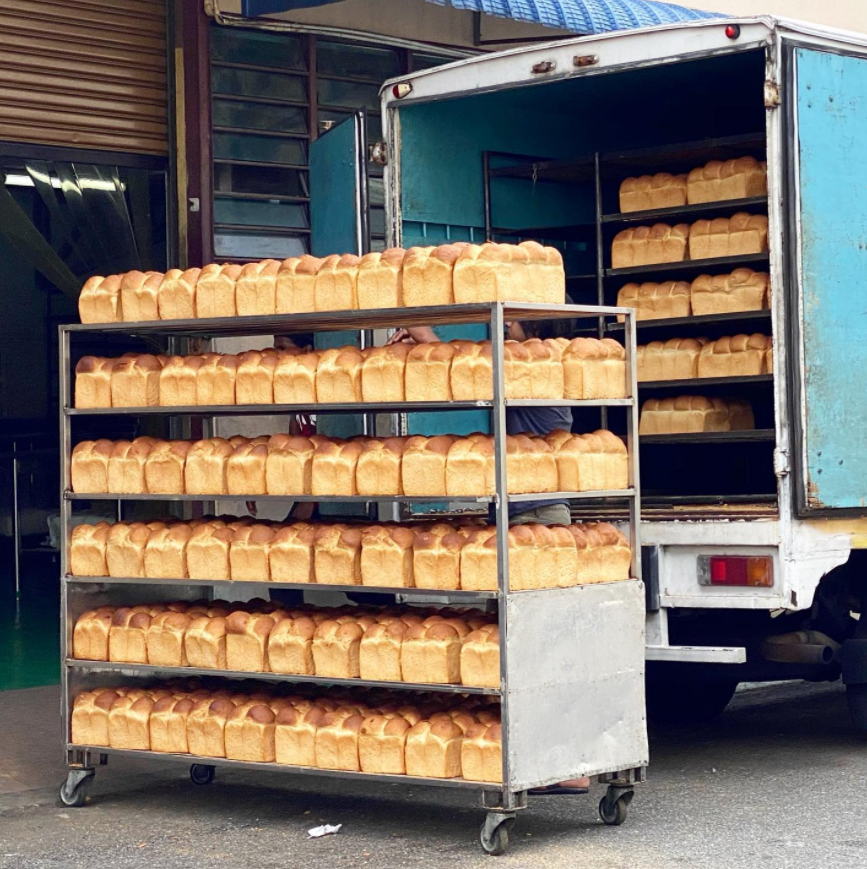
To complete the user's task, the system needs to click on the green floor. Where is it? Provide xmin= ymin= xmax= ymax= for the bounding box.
xmin=0 ymin=551 xmax=60 ymax=691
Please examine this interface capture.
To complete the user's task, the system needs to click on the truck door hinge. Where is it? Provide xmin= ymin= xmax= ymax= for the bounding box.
xmin=774 ymin=447 xmax=789 ymax=478
xmin=370 ymin=140 xmax=388 ymax=166
xmin=764 ymin=79 xmax=781 ymax=109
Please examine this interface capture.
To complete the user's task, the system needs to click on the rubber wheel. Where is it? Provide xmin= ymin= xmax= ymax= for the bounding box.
xmin=190 ymin=764 xmax=216 ymax=786
xmin=479 ymin=822 xmax=510 ymax=856
xmin=58 ymin=780 xmax=89 ymax=808
xmin=599 ymin=796 xmax=627 ymax=826
xmin=646 ymin=679 xmax=738 ymax=726
xmin=846 ymin=683 xmax=867 ymax=734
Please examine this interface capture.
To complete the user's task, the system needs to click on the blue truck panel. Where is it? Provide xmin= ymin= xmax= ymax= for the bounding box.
xmin=796 ymin=48 xmax=867 ymax=510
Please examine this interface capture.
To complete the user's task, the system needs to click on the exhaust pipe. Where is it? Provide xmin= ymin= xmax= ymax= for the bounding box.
xmin=761 ymin=630 xmax=841 ymax=666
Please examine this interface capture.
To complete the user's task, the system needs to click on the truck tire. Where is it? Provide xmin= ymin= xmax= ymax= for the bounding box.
xmin=842 ymin=638 xmax=867 ymax=734
xmin=646 ymin=679 xmax=738 ymax=726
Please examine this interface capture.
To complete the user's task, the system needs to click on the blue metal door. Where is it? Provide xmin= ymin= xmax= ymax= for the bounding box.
xmin=793 ymin=48 xmax=867 ymax=512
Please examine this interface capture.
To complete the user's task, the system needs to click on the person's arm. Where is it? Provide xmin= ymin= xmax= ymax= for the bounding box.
xmin=387 ymin=326 xmax=439 ymax=345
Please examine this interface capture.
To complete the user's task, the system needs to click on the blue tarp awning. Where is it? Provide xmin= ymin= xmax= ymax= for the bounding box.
xmin=244 ymin=0 xmax=723 ymax=34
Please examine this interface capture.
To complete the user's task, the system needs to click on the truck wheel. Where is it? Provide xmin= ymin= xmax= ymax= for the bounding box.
xmin=646 ymin=679 xmax=738 ymax=726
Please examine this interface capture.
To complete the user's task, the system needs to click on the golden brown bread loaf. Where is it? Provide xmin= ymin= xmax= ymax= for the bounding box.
xmin=158 ymin=268 xmax=200 ymax=320
xmin=79 ymin=275 xmax=122 ymax=324
xmin=270 ymin=523 xmax=317 ymax=583
xmin=227 ymin=441 xmax=269 ymax=495
xmin=108 ymin=608 xmax=154 ymax=664
xmin=70 ymin=522 xmax=112 ymax=576
xmin=314 ymin=525 xmax=363 ymax=585
xmin=110 ymin=354 xmax=163 ymax=407
xmin=359 ymin=619 xmax=409 ymax=681
xmin=268 ymin=613 xmax=318 ymax=675
xmin=580 ymin=522 xmax=633 ymax=583
xmin=225 ymin=610 xmax=279 ymax=672
xmin=361 ymin=343 xmax=410 ymax=402
xmin=196 ymin=353 xmax=238 ymax=405
xmin=502 ymin=340 xmax=561 ymax=400
xmin=105 ymin=523 xmax=152 ymax=577
xmin=275 ymin=255 xmax=322 ymax=314
xmin=107 ymin=437 xmax=156 ymax=494
xmin=461 ymin=722 xmax=502 ymax=783
xmin=459 ymin=527 xmax=498 ymax=591
xmin=275 ymin=704 xmax=328 ymax=766
xmin=145 ymin=611 xmax=192 ymax=667
xmin=187 ymin=521 xmax=234 ymax=580
xmin=316 ymin=346 xmax=364 ymax=403
xmin=405 ymin=716 xmax=464 ymax=778
xmin=359 ymin=714 xmax=412 ymax=774
xmin=229 ymin=524 xmax=275 ymax=582
xmin=401 ymin=435 xmax=454 ymax=496
xmin=413 ymin=526 xmax=466 ymax=590
xmin=315 ymin=253 xmax=361 ymax=311
xmin=404 ymin=341 xmax=458 ymax=402
xmin=356 ymin=438 xmax=405 ymax=496
xmin=611 ymin=223 xmax=689 ymax=269
xmin=185 ymin=613 xmax=229 ymax=669
xmin=265 ymin=434 xmax=315 ymax=495
xmin=273 ymin=351 xmax=319 ymax=404
xmin=315 ymin=707 xmax=366 ymax=771
xmin=360 ymin=525 xmax=415 ymax=587
xmin=460 ymin=625 xmax=500 ymax=688
xmin=639 ymin=395 xmax=755 ymax=435
xmin=505 ymin=434 xmax=558 ymax=495
xmin=74 ymin=356 xmax=116 ymax=408
xmin=402 ymin=244 xmax=466 ymax=307
xmin=149 ymin=696 xmax=195 ymax=754
xmin=636 ymin=337 xmax=704 ymax=382
xmin=401 ymin=617 xmax=468 ymax=684
xmin=311 ymin=439 xmax=363 ymax=496
xmin=619 ymin=173 xmax=688 ymax=212
xmin=450 ymin=341 xmax=493 ymax=401
xmin=108 ymin=692 xmax=155 ymax=750
xmin=312 ymin=619 xmax=365 ymax=678
xmin=72 ymin=607 xmax=114 ymax=660
xmin=357 ymin=248 xmax=405 ymax=309
xmin=446 ymin=435 xmax=495 ymax=496
xmin=71 ymin=439 xmax=114 ymax=493
xmin=186 ymin=696 xmax=236 ymax=758
xmin=547 ymin=428 xmax=628 ymax=492
xmin=145 ymin=440 xmax=192 ymax=494
xmin=72 ymin=689 xmax=120 ymax=746
xmin=689 ymin=213 xmax=769 ymax=260
xmin=196 ymin=263 xmax=241 ymax=318
xmin=697 ymin=333 xmax=772 ymax=378
xmin=563 ymin=337 xmax=628 ymax=399
xmin=235 ymin=349 xmax=279 ymax=404
xmin=185 ymin=438 xmax=233 ymax=495
xmin=235 ymin=259 xmax=280 ymax=316
xmin=159 ymin=355 xmax=204 ymax=406
xmin=120 ymin=270 xmax=163 ymax=322
xmin=143 ymin=524 xmax=191 ymax=579
xmin=616 ymin=281 xmax=691 ymax=321
xmin=690 ymin=269 xmax=769 ymax=316
xmin=225 ymin=703 xmax=277 ymax=762
xmin=687 ymin=156 xmax=768 ymax=204
xmin=509 ymin=524 xmax=559 ymax=590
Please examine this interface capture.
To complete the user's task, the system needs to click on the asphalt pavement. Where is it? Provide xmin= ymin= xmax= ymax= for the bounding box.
xmin=0 ymin=680 xmax=863 ymax=869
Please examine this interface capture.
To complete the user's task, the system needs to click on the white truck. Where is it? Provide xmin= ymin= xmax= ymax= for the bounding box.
xmin=366 ymin=16 xmax=867 ymax=728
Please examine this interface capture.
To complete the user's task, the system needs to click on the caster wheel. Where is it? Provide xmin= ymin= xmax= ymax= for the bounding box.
xmin=599 ymin=796 xmax=628 ymax=826
xmin=190 ymin=764 xmax=216 ymax=786
xmin=58 ymin=774 xmax=92 ymax=808
xmin=480 ymin=818 xmax=514 ymax=856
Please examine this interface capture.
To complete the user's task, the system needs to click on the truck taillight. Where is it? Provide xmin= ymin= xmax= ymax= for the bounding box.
xmin=703 ymin=556 xmax=773 ymax=587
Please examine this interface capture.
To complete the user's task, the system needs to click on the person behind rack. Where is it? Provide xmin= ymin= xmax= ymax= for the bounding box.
xmin=388 ymin=317 xmax=590 ymax=796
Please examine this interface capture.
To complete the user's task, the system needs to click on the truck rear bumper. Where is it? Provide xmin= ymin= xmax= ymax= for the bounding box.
xmin=646 ymin=645 xmax=747 ymax=664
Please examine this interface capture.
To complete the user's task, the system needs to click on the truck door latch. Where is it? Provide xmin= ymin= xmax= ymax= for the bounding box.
xmin=370 ymin=140 xmax=388 ymax=166
xmin=774 ymin=447 xmax=789 ymax=477
xmin=765 ymin=79 xmax=781 ymax=109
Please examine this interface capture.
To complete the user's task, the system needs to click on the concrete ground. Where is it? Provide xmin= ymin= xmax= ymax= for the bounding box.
xmin=0 ymin=680 xmax=863 ymax=868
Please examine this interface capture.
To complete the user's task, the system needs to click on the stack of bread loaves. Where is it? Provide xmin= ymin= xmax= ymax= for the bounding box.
xmin=77 ymin=241 xmax=565 ymax=325
xmin=636 ymin=333 xmax=772 ymax=382
xmin=639 ymin=396 xmax=755 ymax=435
xmin=71 ymin=683 xmax=504 ymax=780
xmin=73 ymin=600 xmax=503 ymax=687
xmin=69 ymin=518 xmax=632 ymax=590
xmin=70 ymin=429 xmax=628 ymax=497
xmin=74 ymin=336 xmax=629 ymax=409
xmin=616 ymin=268 xmax=769 ymax=321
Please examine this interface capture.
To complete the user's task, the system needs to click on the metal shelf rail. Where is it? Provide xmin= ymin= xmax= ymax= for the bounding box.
xmin=58 ymin=301 xmax=648 ymax=853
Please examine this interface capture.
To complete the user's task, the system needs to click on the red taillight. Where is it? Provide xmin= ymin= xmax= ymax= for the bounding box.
xmin=392 ymin=82 xmax=412 ymax=99
xmin=725 ymin=24 xmax=741 ymax=40
xmin=707 ymin=556 xmax=773 ymax=587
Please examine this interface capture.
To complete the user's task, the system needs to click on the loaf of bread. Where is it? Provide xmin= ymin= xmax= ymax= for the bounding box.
xmin=619 ymin=173 xmax=688 ymax=213
xmin=637 ymin=337 xmax=704 ymax=382
xmin=506 ymin=434 xmax=558 ymax=495
xmin=450 ymin=341 xmax=493 ymax=401
xmin=509 ymin=524 xmax=558 ymax=590
xmin=145 ymin=611 xmax=192 ymax=667
xmin=459 ymin=527 xmax=498 ymax=591
xmin=315 ymin=707 xmax=366 ymax=771
xmin=226 ymin=610 xmax=279 ymax=672
xmin=74 ymin=357 xmax=115 ymax=408
xmin=71 ymin=439 xmax=114 ymax=493
xmin=563 ymin=337 xmax=627 ymax=399
xmin=143 ymin=524 xmax=191 ymax=579
xmin=110 ymin=354 xmax=163 ymax=407
xmin=275 ymin=704 xmax=329 ymax=766
xmin=413 ymin=526 xmax=465 ymax=590
xmin=690 ymin=269 xmax=769 ymax=316
xmin=405 ymin=716 xmax=464 ymax=778
xmin=275 ymin=255 xmax=322 ymax=314
xmin=186 ymin=696 xmax=236 ymax=758
xmin=227 ymin=441 xmax=268 ymax=495
xmin=401 ymin=435 xmax=454 ymax=496
xmin=72 ymin=689 xmax=119 ymax=746
xmin=235 ymin=260 xmax=280 ymax=316
xmin=265 ymin=434 xmax=314 ymax=496
xmin=446 ymin=435 xmax=495 ymax=496
xmin=118 ymin=270 xmax=161 ymax=322
xmin=402 ymin=245 xmax=464 ymax=307
xmin=547 ymin=429 xmax=628 ymax=492
xmin=238 ymin=349 xmax=283 ymax=405
xmin=461 ymin=722 xmax=502 ymax=783
xmin=549 ymin=525 xmax=580 ymax=587
xmin=108 ymin=692 xmax=155 ymax=750
xmin=311 ymin=439 xmax=363 ymax=496
xmin=270 ymin=523 xmax=317 ymax=583
xmin=687 ymin=156 xmax=768 ymax=205
xmin=361 ymin=343 xmax=410 ymax=402
xmin=72 ymin=607 xmax=114 ymax=660
xmin=184 ymin=438 xmax=232 ymax=495
xmin=196 ymin=263 xmax=241 ymax=318
xmin=196 ymin=353 xmax=238 ymax=405
xmin=616 ymin=281 xmax=691 ymax=321
xmin=316 ymin=346 xmax=364 ymax=403
xmin=70 ymin=522 xmax=111 ymax=576
xmin=401 ymin=617 xmax=468 ymax=684
xmin=357 ymin=249 xmax=405 ymax=309
xmin=359 ymin=714 xmax=412 ymax=774
xmin=273 ymin=351 xmax=319 ymax=404
xmin=313 ymin=525 xmax=362 ymax=585
xmin=158 ymin=268 xmax=200 ymax=320
xmin=145 ymin=440 xmax=191 ymax=494
xmin=79 ymin=275 xmax=123 ymax=324
xmin=268 ymin=613 xmax=318 ymax=675
xmin=689 ymin=213 xmax=769 ymax=260
xmin=149 ymin=696 xmax=195 ymax=754
xmin=312 ymin=619 xmax=365 ymax=678
xmin=503 ymin=340 xmax=563 ymax=400
xmin=697 ymin=333 xmax=772 ymax=378
xmin=184 ymin=612 xmax=228 ymax=668
xmin=108 ymin=438 xmax=156 ymax=494
xmin=356 ymin=438 xmax=404 ymax=496
xmin=581 ymin=523 xmax=633 ymax=583
xmin=405 ymin=342 xmax=455 ymax=401
xmin=639 ymin=395 xmax=755 ymax=434
xmin=108 ymin=608 xmax=153 ymax=664
xmin=359 ymin=620 xmax=408 ymax=681
xmin=225 ymin=703 xmax=277 ymax=762
xmin=229 ymin=524 xmax=275 ymax=582
xmin=186 ymin=521 xmax=234 ymax=580
xmin=611 ymin=224 xmax=689 ymax=269
xmin=360 ymin=525 xmax=415 ymax=587
xmin=315 ymin=253 xmax=361 ymax=311
xmin=105 ymin=523 xmax=151 ymax=577
xmin=159 ymin=355 xmax=204 ymax=406
xmin=460 ymin=624 xmax=500 ymax=688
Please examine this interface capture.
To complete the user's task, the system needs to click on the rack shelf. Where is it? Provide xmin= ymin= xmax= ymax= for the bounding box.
xmin=640 ymin=429 xmax=775 ymax=445
xmin=602 ymin=196 xmax=767 ymax=227
xmin=66 ymin=575 xmax=497 ymax=601
xmin=607 ymin=310 xmax=771 ymax=333
xmin=637 ymin=374 xmax=774 ymax=391
xmin=606 ymin=253 xmax=770 ymax=280
xmin=66 ymin=660 xmax=498 ymax=696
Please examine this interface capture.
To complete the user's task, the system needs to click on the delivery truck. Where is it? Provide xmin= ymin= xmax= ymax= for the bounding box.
xmin=348 ymin=16 xmax=867 ymax=729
